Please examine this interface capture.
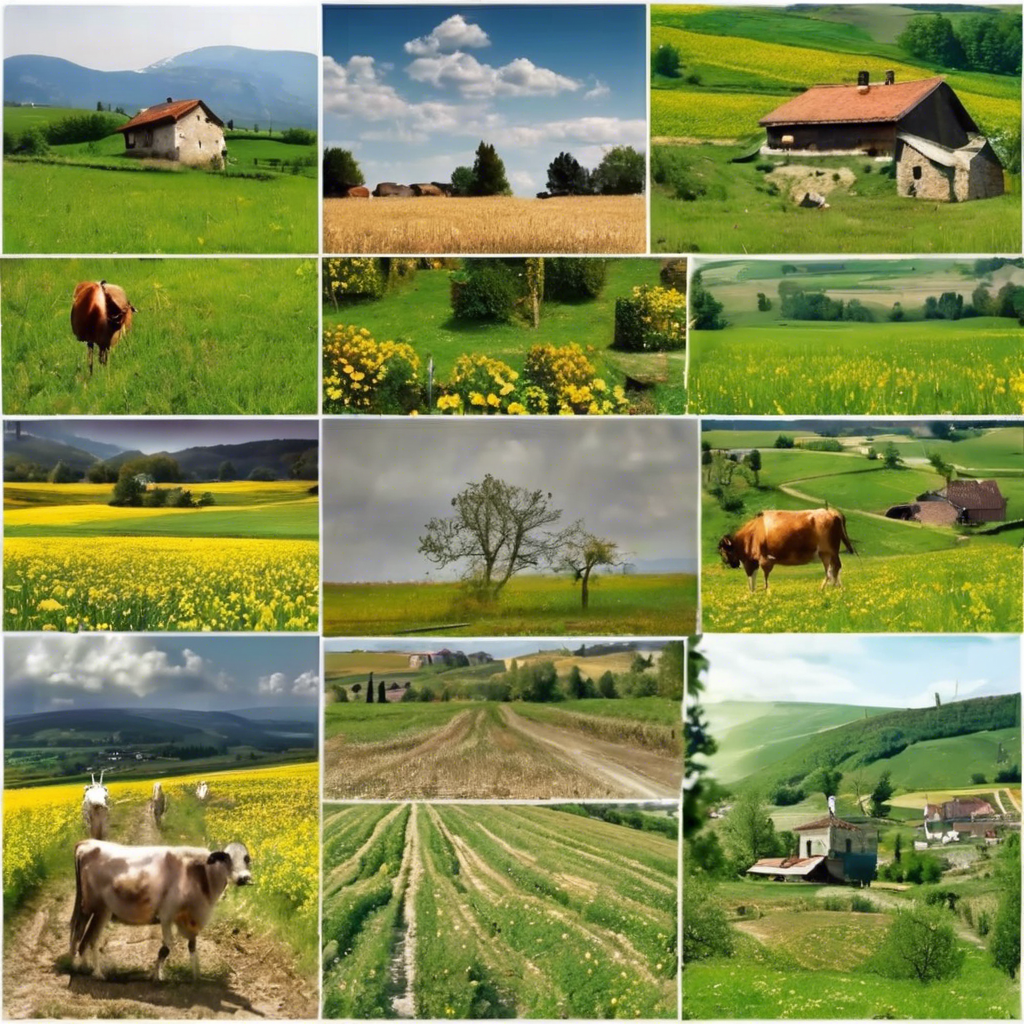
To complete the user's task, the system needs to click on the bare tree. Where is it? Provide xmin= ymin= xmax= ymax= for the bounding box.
xmin=418 ymin=475 xmax=566 ymax=601
xmin=557 ymin=526 xmax=622 ymax=610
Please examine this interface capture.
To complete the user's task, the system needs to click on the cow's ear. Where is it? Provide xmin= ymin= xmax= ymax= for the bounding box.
xmin=207 ymin=851 xmax=231 ymax=866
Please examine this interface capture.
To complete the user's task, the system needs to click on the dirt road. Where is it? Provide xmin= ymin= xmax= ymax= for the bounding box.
xmin=3 ymin=805 xmax=316 ymax=1020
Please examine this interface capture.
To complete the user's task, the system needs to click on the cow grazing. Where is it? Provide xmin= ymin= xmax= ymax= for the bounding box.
xmin=718 ymin=508 xmax=855 ymax=592
xmin=373 ymin=182 xmax=414 ymax=198
xmin=70 ymin=839 xmax=252 ymax=981
xmin=346 ymin=186 xmax=370 ymax=198
xmin=195 ymin=781 xmax=209 ymax=802
xmin=70 ymin=281 xmax=137 ymax=375
xmin=151 ymin=782 xmax=166 ymax=826
xmin=82 ymin=771 xmax=110 ymax=840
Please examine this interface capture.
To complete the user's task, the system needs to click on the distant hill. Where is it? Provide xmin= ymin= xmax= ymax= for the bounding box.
xmin=4 ymin=46 xmax=316 ymax=129
xmin=19 ymin=423 xmax=127 ymax=460
xmin=2 ymin=433 xmax=99 ymax=475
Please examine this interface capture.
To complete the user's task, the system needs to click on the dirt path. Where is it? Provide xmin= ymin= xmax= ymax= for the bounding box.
xmin=499 ymin=706 xmax=679 ymax=799
xmin=3 ymin=805 xmax=316 ymax=1020
xmin=1003 ymin=787 xmax=1022 ymax=812
xmin=389 ymin=804 xmax=420 ymax=1019
xmin=325 ymin=803 xmax=405 ymax=893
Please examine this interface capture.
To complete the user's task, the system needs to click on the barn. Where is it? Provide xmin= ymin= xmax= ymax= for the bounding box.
xmin=747 ymin=813 xmax=878 ymax=885
xmin=116 ymin=98 xmax=226 ymax=168
xmin=886 ymin=479 xmax=1006 ymax=526
xmin=758 ymin=72 xmax=1003 ymax=201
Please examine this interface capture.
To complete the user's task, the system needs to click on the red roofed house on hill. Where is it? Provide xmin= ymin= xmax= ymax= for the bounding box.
xmin=116 ymin=98 xmax=226 ymax=168
xmin=759 ymin=70 xmax=1003 ymax=202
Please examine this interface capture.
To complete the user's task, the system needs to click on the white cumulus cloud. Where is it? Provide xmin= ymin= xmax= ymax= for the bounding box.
xmin=404 ymin=14 xmax=490 ymax=56
xmin=406 ymin=53 xmax=579 ymax=98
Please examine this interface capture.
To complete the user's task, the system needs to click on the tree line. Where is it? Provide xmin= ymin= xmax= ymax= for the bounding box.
xmin=898 ymin=12 xmax=1021 ymax=75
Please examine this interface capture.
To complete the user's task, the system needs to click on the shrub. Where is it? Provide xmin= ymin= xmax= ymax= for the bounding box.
xmin=323 ymin=325 xmax=422 ymax=414
xmin=323 ymin=147 xmax=364 ymax=196
xmin=450 ymin=263 xmax=521 ymax=323
xmin=438 ymin=354 xmax=522 ymax=415
xmin=281 ymin=127 xmax=316 ymax=146
xmin=523 ymin=343 xmax=628 ymax=415
xmin=683 ymin=875 xmax=733 ymax=961
xmin=543 ymin=258 xmax=607 ymax=301
xmin=870 ymin=905 xmax=964 ymax=982
xmin=197 ymin=492 xmax=215 ymax=507
xmin=44 ymin=112 xmax=123 ymax=146
xmin=143 ymin=487 xmax=169 ymax=508
xmin=15 ymin=127 xmax=50 ymax=156
xmin=614 ymin=285 xmax=686 ymax=352
xmin=652 ymin=42 xmax=682 ymax=77
xmin=592 ymin=146 xmax=645 ymax=195
xmin=322 ymin=258 xmax=385 ymax=305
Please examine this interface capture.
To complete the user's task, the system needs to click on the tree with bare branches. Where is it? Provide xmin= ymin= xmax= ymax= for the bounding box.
xmin=557 ymin=526 xmax=622 ymax=610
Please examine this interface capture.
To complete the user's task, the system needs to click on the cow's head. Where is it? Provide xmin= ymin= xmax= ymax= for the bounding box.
xmin=209 ymin=842 xmax=252 ymax=886
xmin=718 ymin=535 xmax=741 ymax=569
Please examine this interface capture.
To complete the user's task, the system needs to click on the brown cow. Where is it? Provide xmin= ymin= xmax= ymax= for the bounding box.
xmin=718 ymin=508 xmax=855 ymax=593
xmin=71 ymin=280 xmax=137 ymax=374
xmin=346 ymin=186 xmax=370 ymax=198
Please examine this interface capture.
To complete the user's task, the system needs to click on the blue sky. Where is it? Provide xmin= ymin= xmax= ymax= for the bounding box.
xmin=322 ymin=5 xmax=646 ymax=195
xmin=699 ymin=635 xmax=1021 ymax=709
xmin=5 ymin=635 xmax=320 ymax=714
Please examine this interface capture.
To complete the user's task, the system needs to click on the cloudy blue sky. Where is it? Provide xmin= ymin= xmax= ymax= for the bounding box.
xmin=5 ymin=635 xmax=320 ymax=715
xmin=698 ymin=635 xmax=1021 ymax=710
xmin=322 ymin=5 xmax=646 ymax=195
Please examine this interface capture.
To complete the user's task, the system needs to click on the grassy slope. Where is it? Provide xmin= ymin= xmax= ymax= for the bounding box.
xmin=3 ymin=161 xmax=317 ymax=253
xmin=511 ymin=696 xmax=681 ymax=728
xmin=324 ymin=700 xmax=466 ymax=741
xmin=323 ymin=261 xmax=686 ymax=414
xmin=323 ymin=573 xmax=698 ymax=637
xmin=2 ymin=257 xmax=318 ymax=414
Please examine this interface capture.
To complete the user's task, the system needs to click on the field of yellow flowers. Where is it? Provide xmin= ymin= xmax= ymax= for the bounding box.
xmin=702 ymin=545 xmax=1023 ymax=633
xmin=322 ymin=803 xmax=678 ymax=1019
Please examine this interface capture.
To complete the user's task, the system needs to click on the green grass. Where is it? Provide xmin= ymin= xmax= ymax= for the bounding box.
xmin=324 ymin=261 xmax=687 ymax=414
xmin=1 ymin=257 xmax=318 ymax=414
xmin=690 ymin=318 xmax=1024 ymax=415
xmin=3 ymin=106 xmax=130 ymax=134
xmin=324 ymin=701 xmax=466 ymax=741
xmin=323 ymin=573 xmax=697 ymax=637
xmin=513 ymin=697 xmax=681 ymax=728
xmin=652 ymin=147 xmax=1022 ymax=254
xmin=3 ymin=160 xmax=317 ymax=253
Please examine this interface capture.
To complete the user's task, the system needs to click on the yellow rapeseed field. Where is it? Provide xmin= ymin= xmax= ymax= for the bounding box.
xmin=324 ymin=195 xmax=646 ymax=254
xmin=4 ymin=536 xmax=319 ymax=631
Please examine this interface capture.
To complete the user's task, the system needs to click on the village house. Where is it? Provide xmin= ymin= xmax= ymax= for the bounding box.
xmin=116 ymin=98 xmax=226 ymax=168
xmin=886 ymin=478 xmax=1007 ymax=526
xmin=747 ymin=813 xmax=878 ymax=884
xmin=759 ymin=71 xmax=1003 ymax=201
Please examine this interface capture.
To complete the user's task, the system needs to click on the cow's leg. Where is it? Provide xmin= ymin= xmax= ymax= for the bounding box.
xmin=819 ymin=553 xmax=832 ymax=591
xmin=99 ymin=345 xmax=108 ymax=366
xmin=155 ymin=921 xmax=174 ymax=981
xmin=87 ymin=343 xmax=94 ymax=376
xmin=762 ymin=563 xmax=773 ymax=592
xmin=80 ymin=907 xmax=111 ymax=977
xmin=832 ymin=553 xmax=843 ymax=588
xmin=188 ymin=936 xmax=199 ymax=980
xmin=745 ymin=566 xmax=756 ymax=593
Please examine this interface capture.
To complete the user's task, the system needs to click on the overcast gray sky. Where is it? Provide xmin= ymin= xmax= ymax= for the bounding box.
xmin=698 ymin=635 xmax=1021 ymax=710
xmin=323 ymin=419 xmax=698 ymax=582
xmin=4 ymin=6 xmax=318 ymax=67
xmin=5 ymin=635 xmax=319 ymax=715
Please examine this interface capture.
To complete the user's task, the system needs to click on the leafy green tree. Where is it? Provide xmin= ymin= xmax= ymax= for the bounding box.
xmin=683 ymin=874 xmax=734 ymax=961
xmin=894 ymin=832 xmax=903 ymax=864
xmin=218 ymin=460 xmax=237 ymax=482
xmin=593 ymin=146 xmax=645 ymax=195
xmin=722 ymin=789 xmax=782 ymax=868
xmin=323 ymin=147 xmax=364 ymax=196
xmin=744 ymin=449 xmax=762 ymax=486
xmin=870 ymin=770 xmax=895 ymax=817
xmin=774 ymin=434 xmax=795 ymax=449
xmin=883 ymin=443 xmax=904 ymax=470
xmin=657 ymin=641 xmax=684 ymax=701
xmin=110 ymin=465 xmax=144 ymax=507
xmin=598 ymin=670 xmax=618 ymax=699
xmin=875 ymin=905 xmax=965 ymax=982
xmin=470 ymin=141 xmax=511 ymax=196
xmin=450 ymin=165 xmax=475 ymax=196
xmin=690 ymin=273 xmax=727 ymax=329
xmin=333 ymin=685 xmax=349 ymax=703
xmin=546 ymin=151 xmax=591 ymax=195
xmin=567 ymin=664 xmax=587 ymax=699
xmin=684 ymin=639 xmax=714 ymax=839
xmin=991 ymin=833 xmax=1021 ymax=977
xmin=47 ymin=460 xmax=75 ymax=484
xmin=652 ymin=42 xmax=682 ymax=78
xmin=820 ymin=768 xmax=843 ymax=802
xmin=927 ymin=452 xmax=955 ymax=486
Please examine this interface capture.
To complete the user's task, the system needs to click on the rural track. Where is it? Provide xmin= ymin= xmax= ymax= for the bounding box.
xmin=778 ymin=481 xmax=949 ymax=530
xmin=3 ymin=803 xmax=316 ymax=1020
xmin=498 ymin=705 xmax=680 ymax=799
xmin=389 ymin=804 xmax=420 ymax=1019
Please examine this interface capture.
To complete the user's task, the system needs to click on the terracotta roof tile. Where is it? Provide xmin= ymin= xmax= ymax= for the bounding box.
xmin=945 ymin=479 xmax=1005 ymax=509
xmin=117 ymin=100 xmax=223 ymax=132
xmin=760 ymin=77 xmax=945 ymax=126
xmin=793 ymin=815 xmax=862 ymax=831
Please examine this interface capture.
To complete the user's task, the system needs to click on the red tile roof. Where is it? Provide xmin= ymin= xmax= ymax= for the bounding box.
xmin=794 ymin=815 xmax=862 ymax=831
xmin=944 ymin=479 xmax=1005 ymax=510
xmin=116 ymin=99 xmax=223 ymax=132
xmin=760 ymin=77 xmax=945 ymax=126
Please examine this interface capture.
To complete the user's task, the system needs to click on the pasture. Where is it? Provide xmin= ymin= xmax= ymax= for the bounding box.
xmin=323 ymin=260 xmax=686 ymax=413
xmin=2 ymin=258 xmax=318 ymax=414
xmin=3 ymin=762 xmax=319 ymax=1019
xmin=3 ymin=481 xmax=319 ymax=631
xmin=322 ymin=573 xmax=697 ymax=637
xmin=700 ymin=435 xmax=1024 ymax=633
xmin=324 ymin=698 xmax=681 ymax=799
xmin=3 ymin=159 xmax=317 ymax=254
xmin=322 ymin=803 xmax=678 ymax=1019
xmin=323 ymin=195 xmax=646 ymax=254
xmin=649 ymin=7 xmax=1022 ymax=253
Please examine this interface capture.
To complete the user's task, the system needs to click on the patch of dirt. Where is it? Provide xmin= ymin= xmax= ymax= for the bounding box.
xmin=651 ymin=136 xmax=739 ymax=146
xmin=3 ymin=807 xmax=316 ymax=1020
xmin=767 ymin=164 xmax=856 ymax=203
xmin=389 ymin=805 xmax=419 ymax=1019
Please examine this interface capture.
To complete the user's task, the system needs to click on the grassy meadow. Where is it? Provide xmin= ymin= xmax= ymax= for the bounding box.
xmin=4 ymin=481 xmax=319 ymax=631
xmin=323 ymin=573 xmax=697 ymax=637
xmin=2 ymin=258 xmax=318 ymax=414
xmin=701 ymin=428 xmax=1024 ymax=633
xmin=650 ymin=7 xmax=1022 ymax=253
xmin=323 ymin=195 xmax=646 ymax=254
xmin=322 ymin=803 xmax=678 ymax=1019
xmin=324 ymin=260 xmax=686 ymax=414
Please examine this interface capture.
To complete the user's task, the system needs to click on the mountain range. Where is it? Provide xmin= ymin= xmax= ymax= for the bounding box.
xmin=4 ymin=46 xmax=316 ymax=129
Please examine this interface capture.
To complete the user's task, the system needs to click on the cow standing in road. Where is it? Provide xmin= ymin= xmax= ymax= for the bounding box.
xmin=718 ymin=508 xmax=855 ymax=592
xmin=70 ymin=839 xmax=252 ymax=980
xmin=151 ymin=782 xmax=166 ymax=827
xmin=82 ymin=772 xmax=110 ymax=840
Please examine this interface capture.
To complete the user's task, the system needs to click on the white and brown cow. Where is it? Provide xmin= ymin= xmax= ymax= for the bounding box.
xmin=195 ymin=781 xmax=209 ymax=802
xmin=718 ymin=508 xmax=855 ymax=592
xmin=82 ymin=772 xmax=110 ymax=840
xmin=70 ymin=839 xmax=252 ymax=981
xmin=151 ymin=782 xmax=166 ymax=827
xmin=70 ymin=280 xmax=137 ymax=374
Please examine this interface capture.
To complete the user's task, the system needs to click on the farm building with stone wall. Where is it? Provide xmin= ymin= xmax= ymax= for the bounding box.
xmin=747 ymin=813 xmax=878 ymax=884
xmin=759 ymin=72 xmax=1003 ymax=201
xmin=116 ymin=98 xmax=226 ymax=168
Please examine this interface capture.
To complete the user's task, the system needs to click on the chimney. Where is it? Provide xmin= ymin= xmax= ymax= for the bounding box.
xmin=885 ymin=70 xmax=895 ymax=86
xmin=857 ymin=69 xmax=869 ymax=94
xmin=166 ymin=96 xmax=173 ymax=103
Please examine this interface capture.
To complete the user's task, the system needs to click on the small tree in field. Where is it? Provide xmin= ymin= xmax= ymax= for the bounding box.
xmin=557 ymin=527 xmax=621 ymax=610
xmin=744 ymin=449 xmax=762 ymax=486
xmin=471 ymin=141 xmax=511 ymax=196
xmin=593 ymin=146 xmax=645 ymax=195
xmin=598 ymin=670 xmax=618 ymax=698
xmin=218 ymin=460 xmax=237 ymax=482
xmin=366 ymin=672 xmax=374 ymax=704
xmin=876 ymin=905 xmax=964 ymax=982
xmin=451 ymin=165 xmax=475 ymax=196
xmin=870 ymin=770 xmax=895 ymax=817
xmin=652 ymin=43 xmax=682 ymax=78
xmin=991 ymin=833 xmax=1021 ymax=977
xmin=377 ymin=680 xmax=385 ymax=703
xmin=883 ymin=442 xmax=904 ymax=470
xmin=48 ymin=460 xmax=75 ymax=484
xmin=547 ymin=151 xmax=591 ymax=195
xmin=323 ymin=147 xmax=365 ymax=196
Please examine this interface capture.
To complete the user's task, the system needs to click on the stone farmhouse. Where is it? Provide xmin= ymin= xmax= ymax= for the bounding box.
xmin=886 ymin=479 xmax=1007 ymax=526
xmin=747 ymin=813 xmax=878 ymax=884
xmin=759 ymin=72 xmax=1003 ymax=201
xmin=116 ymin=98 xmax=226 ymax=167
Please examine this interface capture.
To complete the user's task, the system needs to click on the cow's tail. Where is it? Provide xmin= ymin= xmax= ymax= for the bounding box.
xmin=69 ymin=843 xmax=89 ymax=958
xmin=839 ymin=511 xmax=856 ymax=555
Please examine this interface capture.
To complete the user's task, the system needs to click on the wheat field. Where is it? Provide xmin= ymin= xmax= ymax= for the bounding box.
xmin=323 ymin=195 xmax=646 ymax=254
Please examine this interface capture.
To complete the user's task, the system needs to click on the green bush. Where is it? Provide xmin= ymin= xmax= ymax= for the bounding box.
xmin=45 ymin=113 xmax=123 ymax=146
xmin=613 ymin=296 xmax=645 ymax=351
xmin=450 ymin=263 xmax=521 ymax=323
xmin=322 ymin=258 xmax=385 ymax=303
xmin=683 ymin=875 xmax=733 ymax=961
xmin=543 ymin=258 xmax=607 ymax=301
xmin=869 ymin=905 xmax=964 ymax=982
